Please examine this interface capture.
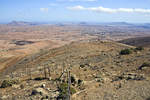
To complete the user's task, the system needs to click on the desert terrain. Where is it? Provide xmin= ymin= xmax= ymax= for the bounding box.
xmin=0 ymin=24 xmax=97 ymax=72
xmin=0 ymin=23 xmax=150 ymax=100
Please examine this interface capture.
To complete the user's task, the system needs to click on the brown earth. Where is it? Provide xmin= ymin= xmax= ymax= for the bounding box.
xmin=0 ymin=25 xmax=150 ymax=100
xmin=0 ymin=25 xmax=96 ymax=72
xmin=0 ymin=40 xmax=150 ymax=100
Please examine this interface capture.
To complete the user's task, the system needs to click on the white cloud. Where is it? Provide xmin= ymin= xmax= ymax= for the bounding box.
xmin=67 ymin=5 xmax=150 ymax=13
xmin=40 ymin=8 xmax=49 ymax=12
xmin=67 ymin=5 xmax=85 ymax=10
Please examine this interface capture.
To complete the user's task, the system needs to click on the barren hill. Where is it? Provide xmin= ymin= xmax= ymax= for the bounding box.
xmin=0 ymin=40 xmax=150 ymax=100
xmin=119 ymin=36 xmax=150 ymax=47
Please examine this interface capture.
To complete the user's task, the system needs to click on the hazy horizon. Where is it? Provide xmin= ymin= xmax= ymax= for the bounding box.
xmin=1 ymin=0 xmax=150 ymax=23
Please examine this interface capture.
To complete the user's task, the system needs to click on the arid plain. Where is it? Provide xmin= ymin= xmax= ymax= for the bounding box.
xmin=0 ymin=23 xmax=150 ymax=100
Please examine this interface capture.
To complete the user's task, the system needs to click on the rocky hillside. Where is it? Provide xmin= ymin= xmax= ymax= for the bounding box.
xmin=119 ymin=36 xmax=150 ymax=47
xmin=0 ymin=40 xmax=150 ymax=100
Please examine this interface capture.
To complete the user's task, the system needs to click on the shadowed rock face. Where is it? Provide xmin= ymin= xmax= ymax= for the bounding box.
xmin=118 ymin=36 xmax=150 ymax=47
xmin=12 ymin=40 xmax=35 ymax=46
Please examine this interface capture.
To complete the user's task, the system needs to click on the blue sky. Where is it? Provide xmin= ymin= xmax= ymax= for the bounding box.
xmin=1 ymin=0 xmax=150 ymax=23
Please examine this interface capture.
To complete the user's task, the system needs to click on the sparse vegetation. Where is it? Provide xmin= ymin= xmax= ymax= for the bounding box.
xmin=135 ymin=46 xmax=144 ymax=51
xmin=120 ymin=47 xmax=144 ymax=55
xmin=0 ymin=79 xmax=19 ymax=88
xmin=57 ymin=83 xmax=76 ymax=99
xmin=120 ymin=48 xmax=132 ymax=55
xmin=1 ymin=36 xmax=150 ymax=100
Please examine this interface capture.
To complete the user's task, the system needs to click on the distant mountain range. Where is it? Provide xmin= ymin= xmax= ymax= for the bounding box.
xmin=7 ymin=21 xmax=44 ymax=26
xmin=2 ymin=21 xmax=150 ymax=29
xmin=134 ymin=23 xmax=150 ymax=29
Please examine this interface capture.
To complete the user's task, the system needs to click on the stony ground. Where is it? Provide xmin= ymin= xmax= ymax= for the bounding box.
xmin=0 ymin=40 xmax=150 ymax=100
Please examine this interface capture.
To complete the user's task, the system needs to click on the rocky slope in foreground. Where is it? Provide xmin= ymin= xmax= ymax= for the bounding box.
xmin=0 ymin=40 xmax=150 ymax=100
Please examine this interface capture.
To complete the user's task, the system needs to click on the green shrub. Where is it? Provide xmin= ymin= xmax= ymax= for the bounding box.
xmin=120 ymin=49 xmax=132 ymax=55
xmin=0 ymin=79 xmax=19 ymax=88
xmin=135 ymin=47 xmax=144 ymax=51
xmin=58 ymin=83 xmax=76 ymax=99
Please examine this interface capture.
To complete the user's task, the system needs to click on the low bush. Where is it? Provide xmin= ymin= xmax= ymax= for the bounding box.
xmin=120 ymin=49 xmax=132 ymax=55
xmin=0 ymin=79 xmax=19 ymax=88
xmin=135 ymin=46 xmax=144 ymax=51
xmin=57 ymin=83 xmax=76 ymax=99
